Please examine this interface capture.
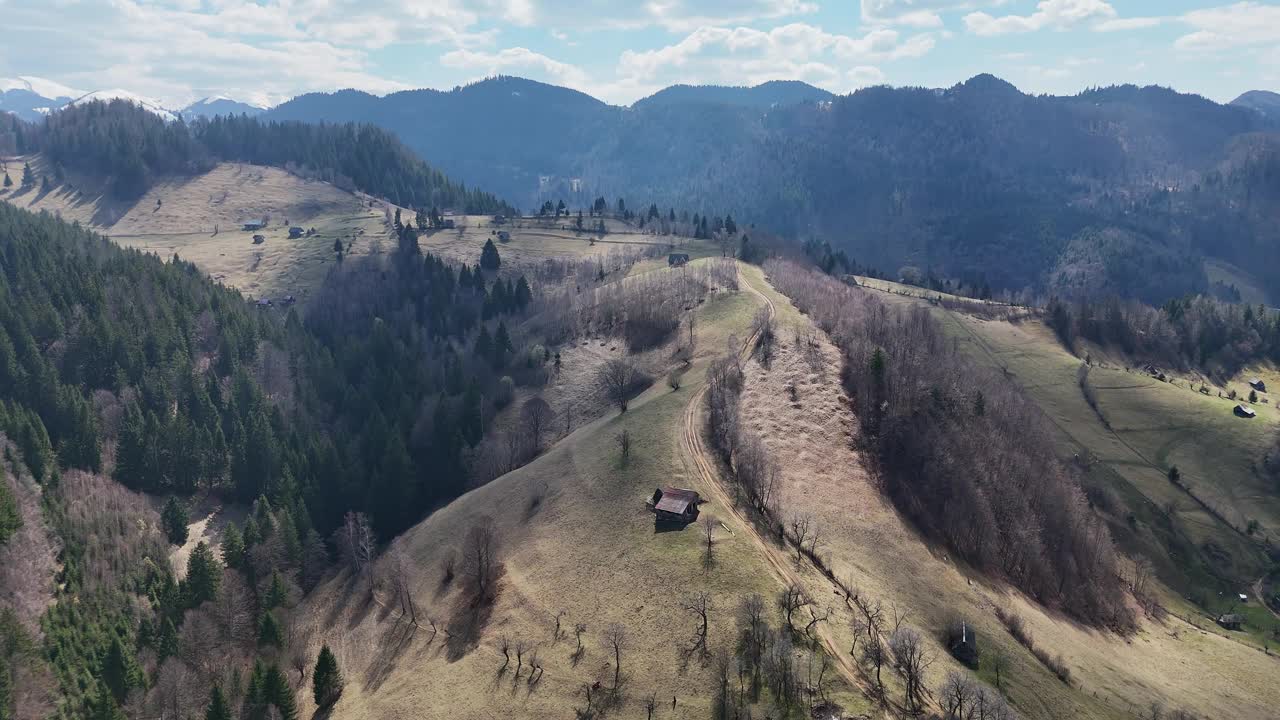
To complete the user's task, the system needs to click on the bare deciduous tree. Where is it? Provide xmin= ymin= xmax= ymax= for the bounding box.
xmin=386 ymin=546 xmax=419 ymax=626
xmin=861 ymin=632 xmax=887 ymax=697
xmin=701 ymin=513 xmax=716 ymax=566
xmin=615 ymin=429 xmax=632 ymax=466
xmin=940 ymin=671 xmax=979 ymax=720
xmin=683 ymin=592 xmax=712 ymax=653
xmin=778 ymin=583 xmax=811 ymax=630
xmin=336 ymin=511 xmax=376 ymax=576
xmin=462 ymin=516 xmax=501 ymax=604
xmin=605 ymin=623 xmax=628 ymax=689
xmin=520 ymin=396 xmax=554 ymax=451
xmin=890 ymin=627 xmax=933 ymax=713
xmin=599 ymin=359 xmax=638 ymax=413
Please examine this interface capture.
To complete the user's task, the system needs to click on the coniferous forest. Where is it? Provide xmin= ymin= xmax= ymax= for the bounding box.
xmin=0 ymin=198 xmax=537 ymax=718
xmin=3 ymin=100 xmax=515 ymax=214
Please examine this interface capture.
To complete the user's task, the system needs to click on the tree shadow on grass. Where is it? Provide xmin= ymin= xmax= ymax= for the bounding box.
xmin=362 ymin=619 xmax=417 ymax=693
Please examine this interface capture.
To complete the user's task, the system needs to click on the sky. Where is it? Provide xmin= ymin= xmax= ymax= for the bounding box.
xmin=0 ymin=0 xmax=1276 ymax=109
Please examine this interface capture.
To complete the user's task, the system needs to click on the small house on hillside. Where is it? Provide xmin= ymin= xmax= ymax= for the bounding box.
xmin=492 ymin=214 xmax=506 ymax=225
xmin=289 ymin=226 xmax=304 ymax=238
xmin=650 ymin=487 xmax=702 ymax=524
xmin=945 ymin=620 xmax=979 ymax=666
xmin=442 ymin=218 xmax=456 ymax=229
xmin=1250 ymin=378 xmax=1267 ymax=392
xmin=255 ymin=298 xmax=272 ymax=308
xmin=243 ymin=219 xmax=267 ymax=231
xmin=1217 ymin=613 xmax=1244 ymax=630
xmin=252 ymin=234 xmax=265 ymax=245
xmin=668 ymin=253 xmax=690 ymax=267
xmin=497 ymin=230 xmax=511 ymax=242
xmin=1235 ymin=404 xmax=1257 ymax=419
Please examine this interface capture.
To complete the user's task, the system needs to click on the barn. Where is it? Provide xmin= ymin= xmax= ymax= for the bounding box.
xmin=668 ymin=253 xmax=690 ymax=267
xmin=1217 ymin=613 xmax=1244 ymax=630
xmin=252 ymin=234 xmax=265 ymax=245
xmin=243 ymin=219 xmax=267 ymax=231
xmin=650 ymin=487 xmax=702 ymax=524
xmin=946 ymin=620 xmax=979 ymax=666
xmin=1250 ymin=378 xmax=1267 ymax=392
xmin=1234 ymin=404 xmax=1257 ymax=418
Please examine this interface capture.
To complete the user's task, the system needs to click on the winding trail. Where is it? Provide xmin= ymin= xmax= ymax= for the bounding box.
xmin=680 ymin=264 xmax=864 ymax=693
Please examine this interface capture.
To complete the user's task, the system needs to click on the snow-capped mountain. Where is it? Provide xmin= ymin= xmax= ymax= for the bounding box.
xmin=0 ymin=76 xmax=80 ymax=121
xmin=180 ymin=96 xmax=265 ymax=119
xmin=68 ymin=89 xmax=179 ymax=121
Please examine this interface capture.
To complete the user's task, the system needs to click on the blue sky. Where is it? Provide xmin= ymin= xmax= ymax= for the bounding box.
xmin=0 ymin=1 xmax=1276 ymax=108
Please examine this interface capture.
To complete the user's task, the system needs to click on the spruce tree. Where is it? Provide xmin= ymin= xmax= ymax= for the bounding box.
xmin=514 ymin=275 xmax=532 ymax=309
xmin=101 ymin=635 xmax=141 ymax=703
xmin=258 ymin=611 xmax=283 ymax=647
xmin=184 ymin=541 xmax=221 ymax=607
xmin=2 ymin=173 xmax=10 ymax=188
xmin=312 ymin=644 xmax=344 ymax=708
xmin=493 ymin=322 xmax=513 ymax=369
xmin=88 ymin=682 xmax=127 ymax=720
xmin=264 ymin=663 xmax=298 ymax=720
xmin=161 ymin=495 xmax=189 ymax=545
xmin=157 ymin=617 xmax=180 ymax=661
xmin=264 ymin=570 xmax=287 ymax=609
xmin=220 ymin=522 xmax=244 ymax=569
xmin=20 ymin=163 xmax=33 ymax=188
xmin=480 ymin=238 xmax=501 ymax=270
xmin=205 ymin=684 xmax=232 ymax=720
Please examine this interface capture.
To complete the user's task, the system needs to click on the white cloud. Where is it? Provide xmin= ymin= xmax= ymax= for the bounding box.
xmin=860 ymin=0 xmax=1015 ymax=27
xmin=964 ymin=0 xmax=1116 ymax=36
xmin=440 ymin=47 xmax=590 ymax=87
xmin=1093 ymin=16 xmax=1163 ymax=32
xmin=1175 ymin=2 xmax=1280 ymax=52
xmin=531 ymin=0 xmax=818 ymax=32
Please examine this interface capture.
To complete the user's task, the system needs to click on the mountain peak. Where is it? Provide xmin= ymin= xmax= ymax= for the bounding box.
xmin=634 ymin=80 xmax=834 ymax=109
xmin=1231 ymin=89 xmax=1280 ymax=117
xmin=957 ymin=73 xmax=1022 ymax=96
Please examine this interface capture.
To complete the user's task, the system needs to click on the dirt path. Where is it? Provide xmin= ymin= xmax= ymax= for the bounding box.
xmin=680 ymin=265 xmax=865 ymax=694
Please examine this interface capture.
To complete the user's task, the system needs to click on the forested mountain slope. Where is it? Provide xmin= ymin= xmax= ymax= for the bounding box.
xmin=2 ymin=100 xmax=514 ymax=214
xmin=269 ymin=75 xmax=1280 ymax=303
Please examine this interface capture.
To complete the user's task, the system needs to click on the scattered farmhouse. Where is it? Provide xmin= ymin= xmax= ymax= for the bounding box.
xmin=441 ymin=218 xmax=456 ymax=229
xmin=289 ymin=226 xmax=304 ymax=238
xmin=255 ymin=298 xmax=272 ymax=307
xmin=243 ymin=218 xmax=267 ymax=231
xmin=1217 ymin=613 xmax=1244 ymax=630
xmin=492 ymin=214 xmax=506 ymax=225
xmin=497 ymin=230 xmax=511 ymax=242
xmin=1250 ymin=378 xmax=1267 ymax=392
xmin=252 ymin=234 xmax=265 ymax=245
xmin=668 ymin=253 xmax=690 ymax=267
xmin=1234 ymin=404 xmax=1257 ymax=418
xmin=649 ymin=487 xmax=702 ymax=524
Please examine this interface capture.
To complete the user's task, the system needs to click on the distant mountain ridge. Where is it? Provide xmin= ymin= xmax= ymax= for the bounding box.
xmin=1232 ymin=90 xmax=1280 ymax=118
xmin=634 ymin=80 xmax=834 ymax=109
xmin=180 ymin=96 xmax=265 ymax=119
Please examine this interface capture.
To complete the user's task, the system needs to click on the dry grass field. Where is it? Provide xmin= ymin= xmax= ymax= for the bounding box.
xmin=736 ymin=272 xmax=1280 ymax=720
xmin=292 ymin=264 xmax=871 ymax=720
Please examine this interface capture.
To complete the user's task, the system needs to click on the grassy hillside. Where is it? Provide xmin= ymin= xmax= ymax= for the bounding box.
xmin=299 ymin=261 xmax=875 ymax=719
xmin=855 ymin=276 xmax=1280 ymax=642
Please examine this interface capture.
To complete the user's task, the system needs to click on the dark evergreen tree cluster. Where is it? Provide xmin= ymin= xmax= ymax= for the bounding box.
xmin=17 ymin=100 xmax=515 ymax=214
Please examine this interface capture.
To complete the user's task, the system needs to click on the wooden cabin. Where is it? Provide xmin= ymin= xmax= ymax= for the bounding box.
xmin=668 ymin=253 xmax=690 ymax=267
xmin=650 ymin=487 xmax=701 ymax=524
xmin=1217 ymin=613 xmax=1244 ymax=630
xmin=252 ymin=234 xmax=265 ymax=245
xmin=1250 ymin=378 xmax=1267 ymax=392
xmin=243 ymin=219 xmax=267 ymax=231
xmin=946 ymin=620 xmax=979 ymax=666
xmin=289 ymin=226 xmax=304 ymax=238
xmin=1235 ymin=404 xmax=1257 ymax=419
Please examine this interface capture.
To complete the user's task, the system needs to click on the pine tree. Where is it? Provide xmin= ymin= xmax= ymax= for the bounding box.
xmin=264 ymin=570 xmax=288 ymax=609
xmin=205 ymin=684 xmax=232 ymax=720
xmin=312 ymin=644 xmax=344 ymax=708
xmin=184 ymin=541 xmax=222 ymax=607
xmin=514 ymin=275 xmax=532 ymax=309
xmin=493 ymin=322 xmax=513 ymax=369
xmin=88 ymin=682 xmax=128 ymax=720
xmin=161 ymin=495 xmax=189 ymax=545
xmin=474 ymin=326 xmax=493 ymax=361
xmin=243 ymin=514 xmax=261 ymax=548
xmin=2 ymin=173 xmax=10 ymax=188
xmin=480 ymin=238 xmax=501 ymax=270
xmin=264 ymin=663 xmax=298 ymax=720
xmin=101 ymin=635 xmax=141 ymax=703
xmin=258 ymin=611 xmax=284 ymax=647
xmin=221 ymin=521 xmax=245 ymax=569
xmin=157 ymin=617 xmax=180 ymax=661
xmin=20 ymin=163 xmax=33 ymax=188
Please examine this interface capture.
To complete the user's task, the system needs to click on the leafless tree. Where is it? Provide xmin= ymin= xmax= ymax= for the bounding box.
xmin=615 ymin=429 xmax=632 ymax=466
xmin=386 ymin=547 xmax=419 ymax=626
xmin=336 ymin=511 xmax=376 ymax=576
xmin=645 ymin=691 xmax=657 ymax=720
xmin=789 ymin=514 xmax=812 ymax=562
xmin=778 ymin=583 xmax=811 ymax=630
xmin=667 ymin=370 xmax=682 ymax=391
xmin=572 ymin=623 xmax=588 ymax=664
xmin=684 ymin=592 xmax=712 ymax=653
xmin=891 ymin=603 xmax=911 ymax=634
xmin=599 ymin=359 xmax=638 ymax=413
xmin=803 ymin=605 xmax=831 ymax=642
xmin=605 ymin=623 xmax=628 ymax=689
xmin=499 ymin=635 xmax=512 ymax=670
xmin=463 ymin=516 xmax=501 ymax=604
xmin=552 ymin=610 xmax=566 ymax=644
xmin=752 ymin=307 xmax=776 ymax=368
xmin=989 ymin=647 xmax=1010 ymax=690
xmin=940 ymin=671 xmax=979 ymax=720
xmin=515 ymin=638 xmax=529 ymax=676
xmin=890 ymin=627 xmax=933 ymax=713
xmin=211 ymin=572 xmax=254 ymax=648
xmin=701 ymin=513 xmax=716 ymax=566
xmin=520 ymin=396 xmax=555 ymax=451
xmin=441 ymin=552 xmax=457 ymax=586
xmin=861 ymin=632 xmax=887 ymax=697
